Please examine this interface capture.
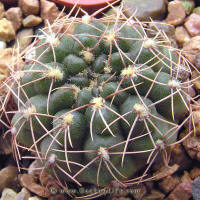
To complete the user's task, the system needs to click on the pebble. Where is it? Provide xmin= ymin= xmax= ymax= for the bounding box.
xmin=15 ymin=188 xmax=31 ymax=200
xmin=0 ymin=2 xmax=5 ymax=19
xmin=181 ymin=131 xmax=200 ymax=161
xmin=148 ymin=21 xmax=176 ymax=43
xmin=175 ymin=26 xmax=190 ymax=47
xmin=192 ymin=177 xmax=200 ymax=200
xmin=23 ymin=15 xmax=42 ymax=27
xmin=182 ymin=36 xmax=200 ymax=64
xmin=5 ymin=7 xmax=23 ymax=31
xmin=165 ymin=1 xmax=186 ymax=26
xmin=191 ymin=111 xmax=200 ymax=135
xmin=158 ymin=175 xmax=180 ymax=194
xmin=190 ymin=167 xmax=200 ymax=180
xmin=153 ymin=164 xmax=179 ymax=181
xmin=28 ymin=197 xmax=42 ymax=200
xmin=0 ymin=18 xmax=15 ymax=42
xmin=184 ymin=13 xmax=200 ymax=36
xmin=40 ymin=0 xmax=65 ymax=25
xmin=18 ymin=0 xmax=40 ymax=16
xmin=143 ymin=189 xmax=165 ymax=200
xmin=192 ymin=70 xmax=200 ymax=90
xmin=14 ymin=28 xmax=33 ymax=52
xmin=193 ymin=7 xmax=200 ymax=15
xmin=123 ymin=0 xmax=166 ymax=21
xmin=0 ymin=166 xmax=18 ymax=191
xmin=19 ymin=174 xmax=51 ymax=198
xmin=170 ymin=143 xmax=193 ymax=171
xmin=168 ymin=175 xmax=192 ymax=200
xmin=180 ymin=0 xmax=195 ymax=15
xmin=0 ymin=188 xmax=17 ymax=200
xmin=0 ymin=40 xmax=6 ymax=49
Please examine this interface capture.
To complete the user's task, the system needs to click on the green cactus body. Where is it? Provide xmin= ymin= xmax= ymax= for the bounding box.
xmin=10 ymin=11 xmax=191 ymax=194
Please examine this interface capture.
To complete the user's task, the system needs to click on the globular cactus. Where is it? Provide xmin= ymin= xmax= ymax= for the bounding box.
xmin=5 ymin=5 xmax=194 ymax=198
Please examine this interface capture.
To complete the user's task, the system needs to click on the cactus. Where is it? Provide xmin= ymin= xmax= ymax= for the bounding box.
xmin=3 ymin=5 xmax=195 ymax=198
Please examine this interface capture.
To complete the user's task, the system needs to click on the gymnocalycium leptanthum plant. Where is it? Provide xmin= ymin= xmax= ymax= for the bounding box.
xmin=5 ymin=4 xmax=196 ymax=198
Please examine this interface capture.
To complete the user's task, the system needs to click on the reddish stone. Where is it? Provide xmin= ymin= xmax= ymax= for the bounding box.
xmin=184 ymin=13 xmax=200 ymax=36
xmin=165 ymin=1 xmax=186 ymax=26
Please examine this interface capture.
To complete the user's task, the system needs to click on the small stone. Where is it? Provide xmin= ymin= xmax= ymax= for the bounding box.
xmin=192 ymin=177 xmax=200 ymax=200
xmin=158 ymin=175 xmax=180 ymax=194
xmin=148 ymin=22 xmax=176 ymax=38
xmin=23 ymin=15 xmax=42 ymax=27
xmin=168 ymin=179 xmax=192 ymax=200
xmin=19 ymin=174 xmax=51 ymax=198
xmin=18 ymin=0 xmax=39 ymax=16
xmin=184 ymin=13 xmax=200 ymax=37
xmin=153 ymin=164 xmax=179 ymax=181
xmin=175 ymin=26 xmax=190 ymax=47
xmin=192 ymin=70 xmax=200 ymax=90
xmin=0 ymin=2 xmax=5 ymax=19
xmin=5 ymin=7 xmax=22 ymax=31
xmin=0 ymin=18 xmax=15 ymax=42
xmin=190 ymin=111 xmax=200 ymax=135
xmin=0 ymin=166 xmax=18 ymax=191
xmin=40 ymin=0 xmax=65 ymax=25
xmin=14 ymin=28 xmax=33 ymax=52
xmin=0 ymin=40 xmax=6 ymax=50
xmin=182 ymin=36 xmax=200 ymax=64
xmin=1 ymin=188 xmax=17 ymax=200
xmin=181 ymin=171 xmax=192 ymax=183
xmin=169 ymin=144 xmax=192 ymax=171
xmin=143 ymin=189 xmax=165 ymax=200
xmin=193 ymin=7 xmax=200 ymax=15
xmin=123 ymin=0 xmax=166 ymax=21
xmin=180 ymin=0 xmax=195 ymax=15
xmin=181 ymin=132 xmax=200 ymax=161
xmin=15 ymin=188 xmax=31 ymax=200
xmin=165 ymin=1 xmax=186 ymax=26
xmin=28 ymin=197 xmax=42 ymax=200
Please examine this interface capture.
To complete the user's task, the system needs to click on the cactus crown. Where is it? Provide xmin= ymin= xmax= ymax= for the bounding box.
xmin=1 ymin=4 xmax=196 ymax=199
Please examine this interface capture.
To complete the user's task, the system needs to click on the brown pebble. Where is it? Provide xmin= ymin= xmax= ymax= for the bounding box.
xmin=182 ymin=36 xmax=200 ymax=64
xmin=40 ymin=0 xmax=65 ymax=25
xmin=165 ymin=1 xmax=186 ymax=26
xmin=175 ymin=26 xmax=190 ymax=47
xmin=168 ymin=181 xmax=192 ymax=200
xmin=18 ymin=0 xmax=39 ymax=16
xmin=23 ymin=15 xmax=42 ymax=27
xmin=5 ymin=7 xmax=23 ymax=31
xmin=0 ymin=18 xmax=15 ymax=42
xmin=190 ymin=167 xmax=200 ymax=179
xmin=0 ymin=2 xmax=5 ymax=19
xmin=158 ymin=175 xmax=180 ymax=194
xmin=184 ymin=13 xmax=200 ymax=36
xmin=19 ymin=174 xmax=51 ymax=198
xmin=0 ymin=166 xmax=18 ymax=191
